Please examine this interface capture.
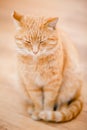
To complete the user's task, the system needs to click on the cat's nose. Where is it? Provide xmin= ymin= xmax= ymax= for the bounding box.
xmin=33 ymin=46 xmax=38 ymax=55
xmin=33 ymin=51 xmax=38 ymax=55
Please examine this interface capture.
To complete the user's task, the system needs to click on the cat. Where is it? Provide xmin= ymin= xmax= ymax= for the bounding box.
xmin=13 ymin=11 xmax=83 ymax=122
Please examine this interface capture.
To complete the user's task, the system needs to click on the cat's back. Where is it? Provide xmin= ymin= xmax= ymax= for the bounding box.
xmin=58 ymin=28 xmax=80 ymax=67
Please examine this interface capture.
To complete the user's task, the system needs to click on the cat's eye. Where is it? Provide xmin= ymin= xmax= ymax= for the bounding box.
xmin=25 ymin=40 xmax=31 ymax=44
xmin=40 ymin=41 xmax=44 ymax=43
xmin=40 ymin=39 xmax=47 ymax=43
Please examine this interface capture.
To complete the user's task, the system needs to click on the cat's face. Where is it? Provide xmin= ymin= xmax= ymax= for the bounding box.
xmin=13 ymin=11 xmax=58 ymax=56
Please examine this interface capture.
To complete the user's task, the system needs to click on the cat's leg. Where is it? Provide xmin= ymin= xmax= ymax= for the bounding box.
xmin=43 ymin=78 xmax=62 ymax=110
xmin=39 ymin=78 xmax=62 ymax=120
xmin=18 ymin=78 xmax=34 ymax=115
xmin=28 ymin=86 xmax=43 ymax=120
xmin=27 ymin=103 xmax=34 ymax=115
xmin=19 ymin=78 xmax=43 ymax=120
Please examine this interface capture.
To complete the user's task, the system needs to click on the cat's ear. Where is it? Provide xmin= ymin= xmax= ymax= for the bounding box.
xmin=12 ymin=11 xmax=23 ymax=30
xmin=44 ymin=17 xmax=58 ymax=30
xmin=13 ymin=11 xmax=23 ymax=22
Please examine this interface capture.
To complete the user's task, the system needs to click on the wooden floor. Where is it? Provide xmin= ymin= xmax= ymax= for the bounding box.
xmin=0 ymin=0 xmax=87 ymax=130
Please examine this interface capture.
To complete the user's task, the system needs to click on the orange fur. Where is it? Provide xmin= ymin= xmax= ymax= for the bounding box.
xmin=13 ymin=11 xmax=83 ymax=122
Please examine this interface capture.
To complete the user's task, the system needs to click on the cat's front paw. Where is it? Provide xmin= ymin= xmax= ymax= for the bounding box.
xmin=31 ymin=111 xmax=40 ymax=121
xmin=27 ymin=105 xmax=34 ymax=115
xmin=39 ymin=111 xmax=51 ymax=121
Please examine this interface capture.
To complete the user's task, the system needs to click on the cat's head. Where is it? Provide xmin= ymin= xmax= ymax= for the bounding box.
xmin=13 ymin=11 xmax=58 ymax=56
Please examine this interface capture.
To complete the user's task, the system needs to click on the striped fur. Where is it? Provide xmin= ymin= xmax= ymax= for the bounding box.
xmin=13 ymin=11 xmax=83 ymax=122
xmin=39 ymin=98 xmax=83 ymax=122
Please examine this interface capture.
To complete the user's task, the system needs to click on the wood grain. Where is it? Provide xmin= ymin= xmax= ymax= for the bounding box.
xmin=0 ymin=0 xmax=87 ymax=130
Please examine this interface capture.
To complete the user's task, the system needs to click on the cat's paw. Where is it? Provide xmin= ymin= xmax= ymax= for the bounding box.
xmin=28 ymin=105 xmax=34 ymax=115
xmin=31 ymin=111 xmax=40 ymax=121
xmin=39 ymin=111 xmax=46 ymax=120
xmin=39 ymin=111 xmax=51 ymax=121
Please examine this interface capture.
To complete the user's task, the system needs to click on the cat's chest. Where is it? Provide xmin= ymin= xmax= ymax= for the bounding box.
xmin=28 ymin=58 xmax=58 ymax=85
xmin=19 ymin=55 xmax=60 ymax=86
xmin=27 ymin=59 xmax=51 ymax=86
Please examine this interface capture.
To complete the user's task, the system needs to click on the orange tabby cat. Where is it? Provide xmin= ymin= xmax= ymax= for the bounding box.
xmin=13 ymin=11 xmax=83 ymax=122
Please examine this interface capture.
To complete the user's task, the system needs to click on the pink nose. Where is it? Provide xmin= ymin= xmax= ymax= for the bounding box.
xmin=32 ymin=46 xmax=38 ymax=54
xmin=33 ymin=51 xmax=38 ymax=54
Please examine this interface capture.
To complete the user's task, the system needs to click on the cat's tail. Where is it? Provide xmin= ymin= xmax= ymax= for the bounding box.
xmin=39 ymin=97 xmax=83 ymax=122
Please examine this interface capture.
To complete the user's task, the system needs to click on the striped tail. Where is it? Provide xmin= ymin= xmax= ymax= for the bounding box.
xmin=39 ymin=98 xmax=83 ymax=122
